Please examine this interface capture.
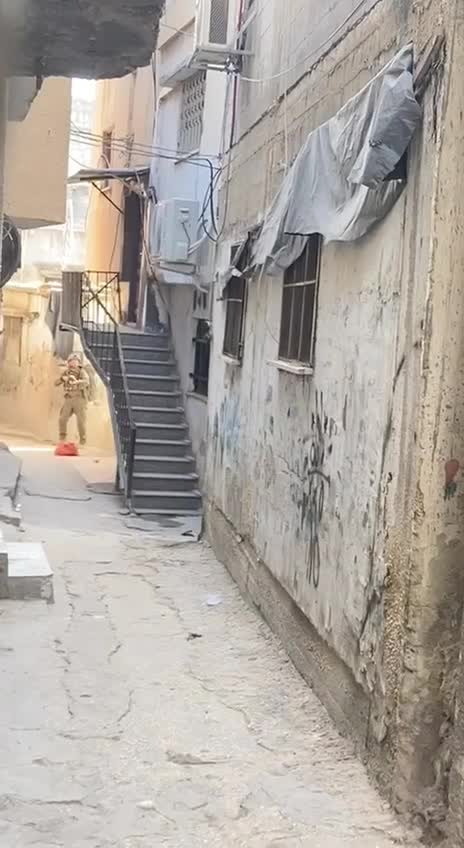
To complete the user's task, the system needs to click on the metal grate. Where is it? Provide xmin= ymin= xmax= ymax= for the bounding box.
xmin=192 ymin=319 xmax=211 ymax=397
xmin=209 ymin=0 xmax=229 ymax=44
xmin=278 ymin=234 xmax=321 ymax=365
xmin=178 ymin=71 xmax=207 ymax=154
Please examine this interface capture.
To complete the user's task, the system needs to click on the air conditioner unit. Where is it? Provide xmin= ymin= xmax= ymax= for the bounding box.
xmin=150 ymin=198 xmax=200 ymax=268
xmin=191 ymin=0 xmax=250 ymax=68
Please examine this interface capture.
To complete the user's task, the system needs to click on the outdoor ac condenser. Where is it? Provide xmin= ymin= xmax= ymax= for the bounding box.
xmin=192 ymin=0 xmax=245 ymax=67
xmin=151 ymin=199 xmax=200 ymax=267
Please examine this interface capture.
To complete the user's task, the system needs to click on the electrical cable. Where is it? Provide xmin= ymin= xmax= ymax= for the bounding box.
xmin=241 ymin=0 xmax=370 ymax=83
xmin=69 ymin=133 xmax=220 ymax=173
xmin=70 ymin=123 xmax=222 ymax=165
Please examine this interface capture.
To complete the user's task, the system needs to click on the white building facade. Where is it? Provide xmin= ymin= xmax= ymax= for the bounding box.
xmin=149 ymin=0 xmax=243 ymax=479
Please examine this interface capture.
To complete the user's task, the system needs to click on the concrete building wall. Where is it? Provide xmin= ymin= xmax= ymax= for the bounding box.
xmin=206 ymin=0 xmax=463 ymax=832
xmin=4 ymin=77 xmax=72 ymax=228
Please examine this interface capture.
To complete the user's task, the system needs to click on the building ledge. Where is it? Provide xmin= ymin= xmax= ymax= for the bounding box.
xmin=268 ymin=359 xmax=314 ymax=377
xmin=186 ymin=391 xmax=208 ymax=405
xmin=222 ymin=354 xmax=242 ymax=367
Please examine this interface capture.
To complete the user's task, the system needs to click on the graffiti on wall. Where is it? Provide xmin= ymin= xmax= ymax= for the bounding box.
xmin=302 ymin=391 xmax=333 ymax=589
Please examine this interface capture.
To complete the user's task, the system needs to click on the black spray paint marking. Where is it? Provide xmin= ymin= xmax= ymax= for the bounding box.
xmin=303 ymin=392 xmax=332 ymax=590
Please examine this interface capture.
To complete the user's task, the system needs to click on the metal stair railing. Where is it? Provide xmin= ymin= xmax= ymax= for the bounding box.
xmin=80 ymin=275 xmax=136 ymax=502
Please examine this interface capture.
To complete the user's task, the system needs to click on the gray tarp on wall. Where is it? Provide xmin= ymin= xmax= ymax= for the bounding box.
xmin=253 ymin=44 xmax=422 ymax=275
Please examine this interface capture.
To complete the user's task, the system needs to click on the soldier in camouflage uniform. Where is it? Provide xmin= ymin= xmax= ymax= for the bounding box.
xmin=55 ymin=353 xmax=90 ymax=445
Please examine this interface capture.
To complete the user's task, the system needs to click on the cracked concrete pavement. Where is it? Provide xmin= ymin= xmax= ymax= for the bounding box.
xmin=0 ymin=442 xmax=418 ymax=847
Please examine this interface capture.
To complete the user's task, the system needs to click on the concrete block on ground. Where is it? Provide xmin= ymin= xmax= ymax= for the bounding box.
xmin=4 ymin=543 xmax=54 ymax=603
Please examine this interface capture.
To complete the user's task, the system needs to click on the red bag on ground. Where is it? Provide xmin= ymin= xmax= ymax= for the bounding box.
xmin=54 ymin=442 xmax=79 ymax=457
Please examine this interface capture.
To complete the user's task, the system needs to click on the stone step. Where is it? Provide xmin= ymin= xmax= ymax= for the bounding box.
xmin=133 ymin=455 xmax=196 ymax=475
xmin=131 ymin=489 xmax=202 ymax=512
xmin=132 ymin=406 xmax=185 ymax=425
xmin=129 ymin=390 xmax=182 ymax=409
xmin=131 ymin=472 xmax=199 ymax=492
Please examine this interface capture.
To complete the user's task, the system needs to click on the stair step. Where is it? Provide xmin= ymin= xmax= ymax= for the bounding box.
xmin=128 ymin=374 xmax=179 ymax=392
xmin=131 ymin=490 xmax=202 ymax=511
xmin=120 ymin=332 xmax=170 ymax=350
xmin=137 ymin=423 xmax=188 ymax=441
xmin=129 ymin=390 xmax=182 ymax=409
xmin=136 ymin=438 xmax=191 ymax=457
xmin=132 ymin=472 xmax=199 ymax=492
xmin=121 ymin=345 xmax=172 ymax=362
xmin=132 ymin=406 xmax=185 ymax=424
xmin=125 ymin=359 xmax=177 ymax=377
xmin=132 ymin=508 xmax=203 ymax=517
xmin=134 ymin=455 xmax=196 ymax=474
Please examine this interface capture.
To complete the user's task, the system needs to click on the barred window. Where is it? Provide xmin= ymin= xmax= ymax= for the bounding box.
xmin=223 ymin=244 xmax=248 ymax=360
xmin=178 ymin=72 xmax=207 ymax=155
xmin=192 ymin=319 xmax=211 ymax=397
xmin=278 ymin=235 xmax=321 ymax=365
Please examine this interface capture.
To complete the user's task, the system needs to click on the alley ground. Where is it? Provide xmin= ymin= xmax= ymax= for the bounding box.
xmin=0 ymin=441 xmax=418 ymax=848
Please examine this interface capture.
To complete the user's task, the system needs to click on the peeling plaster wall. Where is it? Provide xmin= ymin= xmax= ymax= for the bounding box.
xmin=207 ymin=0 xmax=460 ymax=826
xmin=4 ymin=77 xmax=71 ymax=229
xmin=0 ymin=285 xmax=114 ymax=452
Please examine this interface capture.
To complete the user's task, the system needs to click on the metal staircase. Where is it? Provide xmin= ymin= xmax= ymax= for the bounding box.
xmin=80 ymin=274 xmax=202 ymax=517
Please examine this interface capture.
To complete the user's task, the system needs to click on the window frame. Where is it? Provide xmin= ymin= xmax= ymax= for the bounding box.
xmin=278 ymin=234 xmax=321 ymax=367
xmin=191 ymin=318 xmax=211 ymax=397
xmin=223 ymin=243 xmax=249 ymax=362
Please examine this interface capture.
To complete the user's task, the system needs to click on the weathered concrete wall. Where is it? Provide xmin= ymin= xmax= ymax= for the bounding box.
xmin=206 ymin=0 xmax=463 ymax=832
xmin=4 ymin=0 xmax=164 ymax=79
xmin=4 ymin=77 xmax=71 ymax=229
xmin=0 ymin=284 xmax=114 ymax=452
xmin=85 ymin=68 xmax=153 ymax=278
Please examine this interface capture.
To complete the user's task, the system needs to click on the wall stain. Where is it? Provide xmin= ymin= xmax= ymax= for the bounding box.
xmin=444 ymin=459 xmax=460 ymax=500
